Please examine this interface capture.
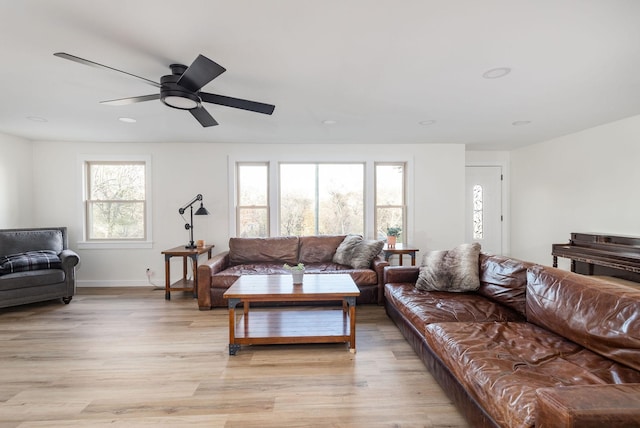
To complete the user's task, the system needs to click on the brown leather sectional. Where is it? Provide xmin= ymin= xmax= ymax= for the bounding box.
xmin=384 ymin=253 xmax=640 ymax=428
xmin=197 ymin=235 xmax=388 ymax=310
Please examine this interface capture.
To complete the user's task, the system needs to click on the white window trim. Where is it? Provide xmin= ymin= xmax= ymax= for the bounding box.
xmin=77 ymin=154 xmax=153 ymax=249
xmin=228 ymin=154 xmax=414 ymax=241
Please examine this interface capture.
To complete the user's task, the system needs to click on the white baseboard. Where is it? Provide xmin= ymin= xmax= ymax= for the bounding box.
xmin=77 ymin=280 xmax=159 ymax=287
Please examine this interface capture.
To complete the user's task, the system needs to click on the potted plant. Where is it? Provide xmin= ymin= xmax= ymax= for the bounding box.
xmin=386 ymin=227 xmax=402 ymax=248
xmin=283 ymin=263 xmax=305 ymax=285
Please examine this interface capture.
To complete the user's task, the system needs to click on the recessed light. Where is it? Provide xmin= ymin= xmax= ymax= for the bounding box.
xmin=118 ymin=117 xmax=137 ymax=123
xmin=419 ymin=120 xmax=436 ymax=126
xmin=512 ymin=120 xmax=531 ymax=126
xmin=482 ymin=67 xmax=512 ymax=79
xmin=322 ymin=119 xmax=337 ymax=125
xmin=27 ymin=116 xmax=48 ymax=122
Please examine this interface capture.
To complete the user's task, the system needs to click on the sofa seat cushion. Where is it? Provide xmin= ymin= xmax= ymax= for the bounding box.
xmin=0 ymin=269 xmax=66 ymax=291
xmin=211 ymin=263 xmax=290 ymax=289
xmin=424 ymin=321 xmax=640 ymax=428
xmin=211 ymin=263 xmax=379 ymax=290
xmin=385 ymin=283 xmax=524 ymax=330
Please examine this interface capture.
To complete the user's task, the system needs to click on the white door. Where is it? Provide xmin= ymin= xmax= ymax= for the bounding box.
xmin=465 ymin=166 xmax=502 ymax=255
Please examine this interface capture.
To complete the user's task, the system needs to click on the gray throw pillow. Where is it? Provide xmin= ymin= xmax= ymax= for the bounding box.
xmin=332 ymin=234 xmax=363 ymax=266
xmin=416 ymin=243 xmax=481 ymax=292
xmin=349 ymin=239 xmax=385 ymax=269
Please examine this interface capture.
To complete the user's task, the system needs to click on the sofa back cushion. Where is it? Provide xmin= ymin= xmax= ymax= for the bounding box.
xmin=0 ymin=228 xmax=65 ymax=256
xmin=526 ymin=265 xmax=640 ymax=371
xmin=228 ymin=236 xmax=299 ymax=265
xmin=298 ymin=235 xmax=345 ymax=264
xmin=477 ymin=253 xmax=533 ymax=317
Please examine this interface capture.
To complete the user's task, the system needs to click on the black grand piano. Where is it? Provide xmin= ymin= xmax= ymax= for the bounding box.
xmin=552 ymin=233 xmax=640 ymax=283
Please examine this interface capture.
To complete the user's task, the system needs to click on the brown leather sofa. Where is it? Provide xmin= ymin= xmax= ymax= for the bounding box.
xmin=384 ymin=253 xmax=640 ymax=428
xmin=197 ymin=235 xmax=388 ymax=310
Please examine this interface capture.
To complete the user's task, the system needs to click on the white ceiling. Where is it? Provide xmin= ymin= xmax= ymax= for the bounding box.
xmin=2 ymin=0 xmax=640 ymax=150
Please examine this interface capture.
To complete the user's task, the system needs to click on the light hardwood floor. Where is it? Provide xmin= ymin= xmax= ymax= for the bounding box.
xmin=0 ymin=288 xmax=469 ymax=428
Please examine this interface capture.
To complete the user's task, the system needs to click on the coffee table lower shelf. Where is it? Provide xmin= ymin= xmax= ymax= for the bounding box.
xmin=229 ymin=308 xmax=355 ymax=355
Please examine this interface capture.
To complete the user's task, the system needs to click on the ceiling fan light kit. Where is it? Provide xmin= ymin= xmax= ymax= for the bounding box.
xmin=160 ymin=73 xmax=201 ymax=110
xmin=54 ymin=52 xmax=275 ymax=127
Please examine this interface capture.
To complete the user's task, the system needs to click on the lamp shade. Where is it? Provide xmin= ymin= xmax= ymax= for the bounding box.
xmin=195 ymin=202 xmax=210 ymax=215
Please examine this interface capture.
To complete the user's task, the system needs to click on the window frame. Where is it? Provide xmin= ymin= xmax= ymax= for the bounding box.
xmin=236 ymin=161 xmax=270 ymax=237
xmin=374 ymin=162 xmax=407 ymax=243
xmin=230 ymin=156 xmax=412 ymax=241
xmin=78 ymin=154 xmax=153 ymax=249
xmin=278 ymin=162 xmax=366 ymax=236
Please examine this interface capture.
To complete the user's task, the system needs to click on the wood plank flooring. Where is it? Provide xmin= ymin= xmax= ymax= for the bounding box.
xmin=0 ymin=288 xmax=469 ymax=428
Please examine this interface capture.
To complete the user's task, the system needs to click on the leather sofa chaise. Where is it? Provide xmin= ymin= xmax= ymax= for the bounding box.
xmin=197 ymin=235 xmax=388 ymax=310
xmin=384 ymin=253 xmax=640 ymax=427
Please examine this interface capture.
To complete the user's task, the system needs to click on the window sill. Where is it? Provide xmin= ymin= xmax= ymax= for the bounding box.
xmin=77 ymin=241 xmax=153 ymax=250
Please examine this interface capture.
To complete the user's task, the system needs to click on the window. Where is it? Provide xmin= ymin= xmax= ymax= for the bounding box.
xmin=81 ymin=155 xmax=152 ymax=248
xmin=375 ymin=163 xmax=406 ymax=242
xmin=233 ymin=159 xmax=409 ymax=239
xmin=280 ymin=163 xmax=364 ymax=236
xmin=472 ymin=184 xmax=483 ymax=239
xmin=236 ymin=163 xmax=269 ymax=237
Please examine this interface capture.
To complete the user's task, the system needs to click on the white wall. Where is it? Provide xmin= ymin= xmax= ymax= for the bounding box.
xmin=510 ymin=114 xmax=640 ymax=267
xmin=0 ymin=132 xmax=34 ymax=228
xmin=30 ymin=141 xmax=465 ymax=286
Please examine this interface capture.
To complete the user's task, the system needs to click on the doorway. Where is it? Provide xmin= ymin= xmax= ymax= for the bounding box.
xmin=465 ymin=166 xmax=503 ymax=255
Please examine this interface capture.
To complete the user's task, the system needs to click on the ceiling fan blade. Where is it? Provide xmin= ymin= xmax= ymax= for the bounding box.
xmin=177 ymin=55 xmax=226 ymax=92
xmin=100 ymin=94 xmax=160 ymax=106
xmin=200 ymin=92 xmax=275 ymax=115
xmin=54 ymin=52 xmax=161 ymax=88
xmin=190 ymin=106 xmax=219 ymax=127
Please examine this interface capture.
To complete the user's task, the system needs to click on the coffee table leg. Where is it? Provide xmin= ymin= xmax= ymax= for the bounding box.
xmin=345 ymin=296 xmax=356 ymax=353
xmin=228 ymin=298 xmax=240 ymax=355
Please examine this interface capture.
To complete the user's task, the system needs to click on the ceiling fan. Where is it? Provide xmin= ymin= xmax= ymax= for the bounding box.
xmin=54 ymin=52 xmax=275 ymax=127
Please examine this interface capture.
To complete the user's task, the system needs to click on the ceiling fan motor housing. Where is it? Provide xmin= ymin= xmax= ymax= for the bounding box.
xmin=161 ymin=66 xmax=200 ymax=110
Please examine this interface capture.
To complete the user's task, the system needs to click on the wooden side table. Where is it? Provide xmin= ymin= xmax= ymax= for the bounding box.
xmin=383 ymin=243 xmax=420 ymax=266
xmin=161 ymin=244 xmax=214 ymax=300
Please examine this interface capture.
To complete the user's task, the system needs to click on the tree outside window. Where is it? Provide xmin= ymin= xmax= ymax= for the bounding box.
xmin=86 ymin=161 xmax=146 ymax=240
xmin=280 ymin=163 xmax=364 ymax=236
xmin=375 ymin=163 xmax=405 ymax=242
xmin=237 ymin=163 xmax=269 ymax=237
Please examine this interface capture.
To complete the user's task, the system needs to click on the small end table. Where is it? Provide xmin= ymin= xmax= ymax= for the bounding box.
xmin=383 ymin=243 xmax=420 ymax=266
xmin=161 ymin=244 xmax=214 ymax=300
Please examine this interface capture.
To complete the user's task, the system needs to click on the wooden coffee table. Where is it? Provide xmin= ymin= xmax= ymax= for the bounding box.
xmin=223 ymin=274 xmax=360 ymax=355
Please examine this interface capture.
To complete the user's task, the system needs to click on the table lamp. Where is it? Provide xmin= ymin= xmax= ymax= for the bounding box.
xmin=178 ymin=194 xmax=210 ymax=249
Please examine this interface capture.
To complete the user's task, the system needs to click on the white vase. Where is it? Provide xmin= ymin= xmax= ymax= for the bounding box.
xmin=291 ymin=270 xmax=304 ymax=285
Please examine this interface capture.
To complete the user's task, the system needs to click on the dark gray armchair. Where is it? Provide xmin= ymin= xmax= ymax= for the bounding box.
xmin=0 ymin=227 xmax=80 ymax=309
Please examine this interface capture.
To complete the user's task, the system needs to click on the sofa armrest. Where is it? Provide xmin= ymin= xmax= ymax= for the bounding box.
xmin=59 ymin=249 xmax=80 ymax=295
xmin=383 ymin=265 xmax=420 ymax=284
xmin=197 ymin=251 xmax=230 ymax=310
xmin=59 ymin=249 xmax=80 ymax=270
xmin=371 ymin=255 xmax=389 ymax=305
xmin=536 ymin=384 xmax=640 ymax=428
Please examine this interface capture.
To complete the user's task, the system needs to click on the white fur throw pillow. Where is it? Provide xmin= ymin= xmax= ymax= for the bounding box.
xmin=350 ymin=239 xmax=385 ymax=269
xmin=332 ymin=235 xmax=384 ymax=269
xmin=416 ymin=243 xmax=481 ymax=292
xmin=332 ymin=234 xmax=363 ymax=265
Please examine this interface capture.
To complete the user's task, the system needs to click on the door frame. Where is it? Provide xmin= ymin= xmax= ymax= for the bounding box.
xmin=465 ymin=155 xmax=510 ymax=256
